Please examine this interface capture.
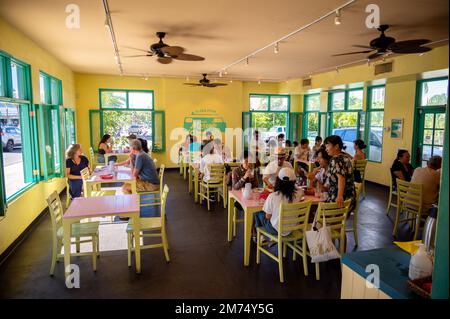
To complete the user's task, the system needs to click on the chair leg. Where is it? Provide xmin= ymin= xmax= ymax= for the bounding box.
xmin=353 ymin=210 xmax=359 ymax=247
xmin=127 ymin=233 xmax=133 ymax=267
xmin=223 ymin=187 xmax=227 ymax=209
xmin=207 ymin=188 xmax=210 ymax=211
xmin=256 ymin=229 xmax=261 ymax=264
xmin=199 ymin=185 xmax=203 ymax=205
xmin=302 ymin=240 xmax=308 ymax=276
xmin=386 ymin=189 xmax=393 ymax=215
xmin=232 ymin=208 xmax=237 ymax=237
xmin=76 ymin=238 xmax=80 ymax=253
xmin=162 ymin=228 xmax=170 ymax=262
xmin=315 ymin=262 xmax=320 ymax=280
xmin=50 ymin=240 xmax=58 ymax=276
xmin=278 ymin=243 xmax=284 ymax=283
xmin=97 ymin=234 xmax=100 ymax=257
xmin=413 ymin=214 xmax=421 ymax=240
xmin=283 ymin=242 xmax=287 ymax=258
xmin=92 ymin=236 xmax=97 ymax=272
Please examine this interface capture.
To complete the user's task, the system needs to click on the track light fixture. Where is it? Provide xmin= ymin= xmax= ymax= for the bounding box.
xmin=274 ymin=42 xmax=279 ymax=54
xmin=334 ymin=10 xmax=341 ymax=25
xmin=245 ymin=58 xmax=249 ymax=67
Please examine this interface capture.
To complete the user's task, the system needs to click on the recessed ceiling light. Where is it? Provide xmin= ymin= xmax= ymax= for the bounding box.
xmin=334 ymin=10 xmax=341 ymax=25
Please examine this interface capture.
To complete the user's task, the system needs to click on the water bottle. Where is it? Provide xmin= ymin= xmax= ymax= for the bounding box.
xmin=408 ymin=243 xmax=433 ymax=280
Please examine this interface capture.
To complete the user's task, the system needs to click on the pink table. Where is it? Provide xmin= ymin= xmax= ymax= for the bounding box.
xmin=227 ymin=189 xmax=323 ymax=266
xmin=85 ymin=166 xmax=136 ymax=196
xmin=62 ymin=195 xmax=141 ymax=279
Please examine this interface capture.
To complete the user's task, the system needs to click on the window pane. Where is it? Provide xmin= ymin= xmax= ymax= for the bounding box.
xmin=0 ymin=57 xmax=5 ymax=97
xmin=11 ymin=62 xmax=24 ymax=99
xmin=421 ymin=80 xmax=448 ymax=106
xmin=65 ymin=110 xmax=76 ymax=146
xmin=435 ymin=113 xmax=445 ymax=129
xmin=39 ymin=74 xmax=46 ymax=104
xmin=423 ymin=129 xmax=433 ymax=145
xmin=424 ymin=113 xmax=434 ymax=129
xmin=50 ymin=78 xmax=60 ymax=105
xmin=270 ymin=96 xmax=288 ymax=111
xmin=434 ymin=130 xmax=444 ymax=146
xmin=331 ymin=92 xmax=345 ymax=110
xmin=306 ymin=113 xmax=319 ymax=144
xmin=348 ymin=90 xmax=363 ymax=110
xmin=359 ymin=112 xmax=365 ymax=141
xmin=306 ymin=94 xmax=320 ymax=111
xmin=251 ymin=112 xmax=287 ymax=143
xmin=129 ymin=91 xmax=153 ymax=109
xmin=101 ymin=91 xmax=127 ymax=108
xmin=422 ymin=145 xmax=432 ymax=162
xmin=153 ymin=112 xmax=164 ymax=151
xmin=102 ymin=110 xmax=152 ymax=150
xmin=1 ymin=102 xmax=32 ymax=197
xmin=250 ymin=96 xmax=269 ymax=111
xmin=368 ymin=111 xmax=383 ymax=162
xmin=51 ymin=109 xmax=61 ymax=175
xmin=331 ymin=112 xmax=358 ymax=156
xmin=432 ymin=146 xmax=443 ymax=157
xmin=370 ymin=87 xmax=385 ymax=109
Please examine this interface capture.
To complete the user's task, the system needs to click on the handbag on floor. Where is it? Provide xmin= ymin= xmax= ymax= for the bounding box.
xmin=305 ymin=208 xmax=340 ymax=263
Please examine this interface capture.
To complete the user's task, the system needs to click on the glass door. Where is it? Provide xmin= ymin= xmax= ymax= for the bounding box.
xmin=417 ymin=109 xmax=446 ymax=167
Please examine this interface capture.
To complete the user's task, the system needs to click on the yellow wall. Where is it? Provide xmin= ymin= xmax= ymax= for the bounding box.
xmin=74 ymin=74 xmax=280 ymax=167
xmin=0 ymin=17 xmax=75 ymax=255
xmin=279 ymin=45 xmax=449 ymax=185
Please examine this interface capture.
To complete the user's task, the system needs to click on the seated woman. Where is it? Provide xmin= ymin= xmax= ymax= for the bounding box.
xmin=352 ymin=139 xmax=367 ymax=182
xmin=310 ymin=136 xmax=323 ymax=163
xmin=253 ymin=167 xmax=300 ymax=242
xmin=66 ymin=144 xmax=90 ymax=199
xmin=98 ymin=134 xmax=117 ymax=164
xmin=391 ymin=149 xmax=414 ymax=188
xmin=307 ymin=146 xmax=330 ymax=194
xmin=324 ymin=135 xmax=355 ymax=208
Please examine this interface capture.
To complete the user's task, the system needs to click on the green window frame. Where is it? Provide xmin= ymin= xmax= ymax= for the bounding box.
xmin=248 ymin=93 xmax=291 ymax=140
xmin=412 ymin=77 xmax=448 ymax=167
xmin=97 ymin=89 xmax=165 ymax=152
xmin=39 ymin=71 xmax=62 ymax=105
xmin=0 ymin=50 xmax=39 ymax=210
xmin=303 ymin=94 xmax=324 ymax=144
xmin=327 ymin=88 xmax=365 ymax=156
xmin=365 ymin=85 xmax=385 ymax=163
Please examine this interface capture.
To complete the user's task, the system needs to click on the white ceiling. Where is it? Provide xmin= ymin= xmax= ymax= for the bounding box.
xmin=0 ymin=0 xmax=448 ymax=81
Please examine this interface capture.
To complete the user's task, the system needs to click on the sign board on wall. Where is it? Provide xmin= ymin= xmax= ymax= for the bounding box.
xmin=183 ymin=109 xmax=226 ymax=132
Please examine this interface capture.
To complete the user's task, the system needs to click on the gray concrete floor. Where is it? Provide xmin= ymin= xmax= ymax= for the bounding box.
xmin=0 ymin=170 xmax=415 ymax=298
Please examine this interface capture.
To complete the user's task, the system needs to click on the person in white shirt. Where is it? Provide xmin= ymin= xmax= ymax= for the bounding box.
xmin=249 ymin=130 xmax=266 ymax=166
xmin=411 ymin=155 xmax=442 ymax=213
xmin=263 ymin=147 xmax=293 ymax=189
xmin=253 ymin=167 xmax=301 ymax=241
xmin=199 ymin=140 xmax=224 ymax=182
xmin=308 ymin=146 xmax=331 ymax=193
xmin=294 ymin=138 xmax=311 ymax=171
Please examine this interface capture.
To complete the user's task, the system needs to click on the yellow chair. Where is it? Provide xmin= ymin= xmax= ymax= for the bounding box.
xmin=88 ymin=146 xmax=99 ymax=168
xmin=346 ymin=182 xmax=363 ymax=247
xmin=47 ymin=191 xmax=99 ymax=275
xmin=353 ymin=159 xmax=368 ymax=198
xmin=316 ymin=199 xmax=352 ymax=255
xmin=65 ymin=178 xmax=71 ymax=209
xmin=126 ymin=184 xmax=170 ymax=266
xmin=386 ymin=168 xmax=398 ymax=215
xmin=199 ymin=164 xmax=226 ymax=211
xmin=393 ymin=179 xmax=423 ymax=240
xmin=256 ymin=201 xmax=313 ymax=283
xmin=139 ymin=164 xmax=165 ymax=209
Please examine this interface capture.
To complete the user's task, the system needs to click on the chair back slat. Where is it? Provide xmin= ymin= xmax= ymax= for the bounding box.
xmin=160 ymin=185 xmax=169 ymax=227
xmin=46 ymin=191 xmax=64 ymax=234
xmin=207 ymin=164 xmax=225 ymax=183
xmin=279 ymin=200 xmax=312 ymax=234
xmin=316 ymin=199 xmax=352 ymax=232
xmin=159 ymin=164 xmax=165 ymax=191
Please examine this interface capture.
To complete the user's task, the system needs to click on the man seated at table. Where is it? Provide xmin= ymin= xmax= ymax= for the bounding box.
xmin=123 ymin=139 xmax=159 ymax=194
xmin=199 ymin=139 xmax=224 ymax=182
xmin=411 ymin=155 xmax=442 ymax=213
xmin=231 ymin=150 xmax=259 ymax=216
xmin=263 ymin=147 xmax=293 ymax=190
xmin=253 ymin=167 xmax=301 ymax=243
xmin=115 ymin=135 xmax=138 ymax=168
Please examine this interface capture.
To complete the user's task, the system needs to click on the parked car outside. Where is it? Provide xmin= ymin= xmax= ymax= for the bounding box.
xmin=332 ymin=126 xmax=382 ymax=161
xmin=1 ymin=126 xmax=22 ymax=152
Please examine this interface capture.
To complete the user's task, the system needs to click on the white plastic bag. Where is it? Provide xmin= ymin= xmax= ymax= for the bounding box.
xmin=305 ymin=208 xmax=341 ymax=263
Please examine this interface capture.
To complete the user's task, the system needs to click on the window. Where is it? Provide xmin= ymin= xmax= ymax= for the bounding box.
xmin=98 ymin=89 xmax=164 ymax=152
xmin=38 ymin=71 xmax=63 ymax=179
xmin=365 ymin=86 xmax=385 ymax=162
xmin=64 ymin=108 xmax=76 ymax=150
xmin=0 ymin=52 xmax=38 ymax=208
xmin=328 ymin=88 xmax=364 ymax=156
xmin=303 ymin=94 xmax=324 ymax=144
xmin=249 ymin=94 xmax=290 ymax=142
xmin=413 ymin=78 xmax=448 ymax=167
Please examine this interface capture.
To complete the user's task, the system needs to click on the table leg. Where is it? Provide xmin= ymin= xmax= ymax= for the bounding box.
xmin=243 ymin=208 xmax=254 ymax=266
xmin=194 ymin=167 xmax=199 ymax=203
xmin=133 ymin=212 xmax=141 ymax=273
xmin=63 ymin=220 xmax=72 ymax=281
xmin=227 ymin=195 xmax=234 ymax=242
xmin=188 ymin=165 xmax=193 ymax=193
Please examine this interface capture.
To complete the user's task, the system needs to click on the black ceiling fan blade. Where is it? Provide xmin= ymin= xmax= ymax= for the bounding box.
xmin=160 ymin=46 xmax=185 ymax=56
xmin=332 ymin=50 xmax=374 ymax=57
xmin=157 ymin=57 xmax=173 ymax=64
xmin=183 ymin=83 xmax=202 ymax=86
xmin=122 ymin=54 xmax=152 ymax=58
xmin=352 ymin=45 xmax=373 ymax=49
xmin=206 ymin=83 xmax=228 ymax=87
xmin=121 ymin=45 xmax=152 ymax=54
xmin=173 ymin=53 xmax=205 ymax=61
xmin=389 ymin=39 xmax=431 ymax=53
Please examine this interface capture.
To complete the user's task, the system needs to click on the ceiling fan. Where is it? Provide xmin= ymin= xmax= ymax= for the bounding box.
xmin=184 ymin=74 xmax=228 ymax=87
xmin=123 ymin=32 xmax=205 ymax=64
xmin=332 ymin=24 xmax=432 ymax=60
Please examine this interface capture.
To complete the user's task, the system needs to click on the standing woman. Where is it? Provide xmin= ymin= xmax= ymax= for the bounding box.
xmin=324 ymin=135 xmax=355 ymax=207
xmin=98 ymin=134 xmax=117 ymax=164
xmin=66 ymin=144 xmax=90 ymax=199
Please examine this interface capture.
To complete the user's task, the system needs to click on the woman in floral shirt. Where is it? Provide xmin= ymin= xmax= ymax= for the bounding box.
xmin=324 ymin=135 xmax=355 ymax=207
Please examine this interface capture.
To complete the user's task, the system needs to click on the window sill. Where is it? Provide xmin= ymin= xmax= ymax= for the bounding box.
xmin=6 ymin=182 xmax=37 ymax=204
